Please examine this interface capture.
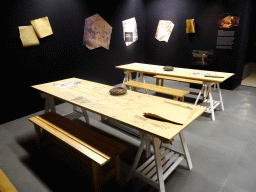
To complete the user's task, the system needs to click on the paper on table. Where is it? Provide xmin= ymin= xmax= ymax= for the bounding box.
xmin=19 ymin=25 xmax=40 ymax=47
xmin=193 ymin=72 xmax=216 ymax=76
xmin=30 ymin=17 xmax=53 ymax=39
xmin=144 ymin=102 xmax=195 ymax=125
xmin=54 ymin=81 xmax=81 ymax=88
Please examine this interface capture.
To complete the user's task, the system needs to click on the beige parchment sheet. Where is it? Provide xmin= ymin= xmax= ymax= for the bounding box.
xmin=18 ymin=25 xmax=40 ymax=47
xmin=30 ymin=17 xmax=53 ymax=39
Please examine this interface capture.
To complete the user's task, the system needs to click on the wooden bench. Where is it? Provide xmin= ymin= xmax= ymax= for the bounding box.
xmin=153 ymin=75 xmax=215 ymax=98
xmin=29 ymin=112 xmax=127 ymax=192
xmin=153 ymin=75 xmax=209 ymax=86
xmin=123 ymin=81 xmax=190 ymax=102
xmin=0 ymin=169 xmax=18 ymax=192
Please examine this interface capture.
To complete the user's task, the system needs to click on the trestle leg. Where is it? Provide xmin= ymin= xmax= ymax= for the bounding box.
xmin=179 ymin=131 xmax=193 ymax=170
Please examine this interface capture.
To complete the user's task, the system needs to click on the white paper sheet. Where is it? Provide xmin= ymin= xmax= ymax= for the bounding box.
xmin=155 ymin=20 xmax=175 ymax=42
xmin=54 ymin=81 xmax=81 ymax=88
xmin=122 ymin=17 xmax=138 ymax=46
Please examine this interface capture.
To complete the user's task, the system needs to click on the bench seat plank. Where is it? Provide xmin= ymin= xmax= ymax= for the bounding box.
xmin=154 ymin=75 xmax=214 ymax=86
xmin=29 ymin=112 xmax=126 ymax=166
xmin=123 ymin=81 xmax=190 ymax=98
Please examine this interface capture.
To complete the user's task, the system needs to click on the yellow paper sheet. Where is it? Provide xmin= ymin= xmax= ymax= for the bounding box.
xmin=19 ymin=25 xmax=40 ymax=47
xmin=144 ymin=102 xmax=196 ymax=125
xmin=186 ymin=19 xmax=195 ymax=33
xmin=30 ymin=17 xmax=53 ymax=38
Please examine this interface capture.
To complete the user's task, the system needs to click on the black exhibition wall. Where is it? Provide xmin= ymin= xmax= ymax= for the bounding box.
xmin=5 ymin=0 xmax=146 ymax=124
xmin=143 ymin=0 xmax=253 ymax=89
xmin=5 ymin=0 xmax=253 ymax=124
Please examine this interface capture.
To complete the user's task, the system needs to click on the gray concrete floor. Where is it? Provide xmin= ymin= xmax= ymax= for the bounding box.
xmin=1 ymin=76 xmax=256 ymax=192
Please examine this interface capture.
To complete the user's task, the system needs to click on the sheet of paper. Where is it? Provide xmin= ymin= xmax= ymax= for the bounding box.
xmin=155 ymin=20 xmax=175 ymax=42
xmin=19 ymin=25 xmax=40 ymax=47
xmin=30 ymin=17 xmax=53 ymax=39
xmin=54 ymin=81 xmax=81 ymax=88
xmin=186 ymin=19 xmax=195 ymax=33
xmin=122 ymin=17 xmax=138 ymax=46
xmin=83 ymin=14 xmax=112 ymax=50
xmin=193 ymin=72 xmax=216 ymax=76
xmin=144 ymin=102 xmax=195 ymax=125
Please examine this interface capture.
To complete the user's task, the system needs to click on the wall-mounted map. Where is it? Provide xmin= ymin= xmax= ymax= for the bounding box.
xmin=83 ymin=14 xmax=112 ymax=50
xmin=122 ymin=17 xmax=138 ymax=46
xmin=155 ymin=20 xmax=175 ymax=42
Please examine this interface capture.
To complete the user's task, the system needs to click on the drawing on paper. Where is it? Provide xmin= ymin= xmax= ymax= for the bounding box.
xmin=155 ymin=20 xmax=175 ymax=42
xmin=122 ymin=17 xmax=138 ymax=46
xmin=54 ymin=81 xmax=81 ymax=88
xmin=83 ymin=14 xmax=112 ymax=50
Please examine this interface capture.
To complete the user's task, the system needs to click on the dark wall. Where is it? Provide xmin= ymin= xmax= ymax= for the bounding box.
xmin=246 ymin=1 xmax=256 ymax=64
xmin=144 ymin=0 xmax=252 ymax=89
xmin=5 ymin=0 xmax=252 ymax=124
xmin=5 ymin=0 xmax=146 ymax=124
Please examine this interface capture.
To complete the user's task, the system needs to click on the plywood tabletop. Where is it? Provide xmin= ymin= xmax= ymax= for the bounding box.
xmin=32 ymin=78 xmax=206 ymax=143
xmin=116 ymin=63 xmax=234 ymax=83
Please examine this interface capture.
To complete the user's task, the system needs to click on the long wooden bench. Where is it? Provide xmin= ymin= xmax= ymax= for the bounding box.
xmin=123 ymin=81 xmax=190 ymax=102
xmin=153 ymin=75 xmax=208 ymax=86
xmin=153 ymin=75 xmax=215 ymax=98
xmin=0 ymin=169 xmax=18 ymax=192
xmin=29 ymin=112 xmax=127 ymax=192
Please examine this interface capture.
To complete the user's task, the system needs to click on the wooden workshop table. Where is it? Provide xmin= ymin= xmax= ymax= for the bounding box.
xmin=116 ymin=63 xmax=234 ymax=121
xmin=32 ymin=77 xmax=206 ymax=192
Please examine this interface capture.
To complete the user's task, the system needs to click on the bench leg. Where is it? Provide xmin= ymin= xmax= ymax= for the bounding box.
xmin=34 ymin=124 xmax=41 ymax=149
xmin=180 ymin=96 xmax=185 ymax=102
xmin=156 ymin=78 xmax=160 ymax=85
xmin=161 ymin=79 xmax=164 ymax=86
xmin=92 ymin=161 xmax=101 ymax=192
xmin=115 ymin=155 xmax=120 ymax=181
xmin=173 ymin=96 xmax=178 ymax=101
